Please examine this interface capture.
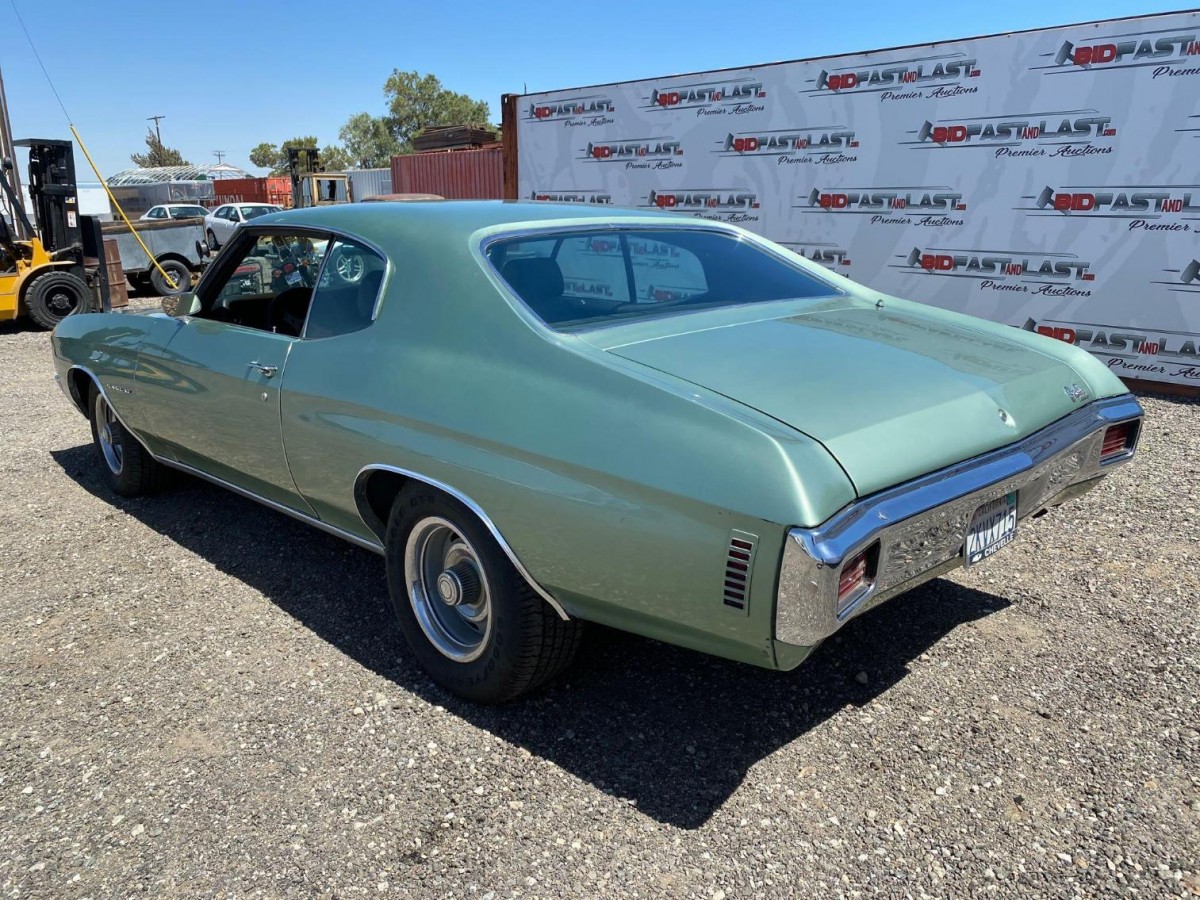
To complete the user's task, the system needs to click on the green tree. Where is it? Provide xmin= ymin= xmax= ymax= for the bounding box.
xmin=339 ymin=112 xmax=400 ymax=168
xmin=248 ymin=136 xmax=351 ymax=175
xmin=130 ymin=127 xmax=189 ymax=168
xmin=383 ymin=71 xmax=492 ymax=152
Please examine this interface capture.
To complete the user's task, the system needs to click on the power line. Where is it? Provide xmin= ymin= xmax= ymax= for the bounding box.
xmin=9 ymin=0 xmax=72 ymax=123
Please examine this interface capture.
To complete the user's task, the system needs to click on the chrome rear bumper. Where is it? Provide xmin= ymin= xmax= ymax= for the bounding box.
xmin=774 ymin=395 xmax=1143 ymax=647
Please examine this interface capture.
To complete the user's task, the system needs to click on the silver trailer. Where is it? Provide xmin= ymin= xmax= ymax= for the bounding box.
xmin=101 ymin=218 xmax=207 ymax=296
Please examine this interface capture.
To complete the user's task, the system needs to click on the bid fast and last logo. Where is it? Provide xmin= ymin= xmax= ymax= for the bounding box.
xmin=905 ymin=109 xmax=1117 ymax=159
xmin=802 ymin=51 xmax=981 ymax=102
xmin=525 ymin=94 xmax=616 ymax=128
xmin=526 ymin=190 xmax=612 ymax=204
xmin=778 ymin=241 xmax=852 ymax=270
xmin=714 ymin=126 xmax=859 ymax=165
xmin=894 ymin=247 xmax=1097 ymax=297
xmin=798 ymin=186 xmax=967 ymax=227
xmin=1152 ymin=258 xmax=1200 ymax=293
xmin=1018 ymin=184 xmax=1200 ymax=234
xmin=582 ymin=137 xmax=684 ymax=171
xmin=642 ymin=78 xmax=766 ymax=117
xmin=643 ymin=189 xmax=761 ymax=224
xmin=1034 ymin=24 xmax=1200 ymax=81
xmin=1024 ymin=312 xmax=1200 ymax=383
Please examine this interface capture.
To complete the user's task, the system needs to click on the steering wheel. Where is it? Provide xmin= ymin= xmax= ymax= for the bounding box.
xmin=266 ymin=286 xmax=312 ymax=337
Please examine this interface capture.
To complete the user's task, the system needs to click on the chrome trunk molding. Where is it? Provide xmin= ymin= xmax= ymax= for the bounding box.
xmin=775 ymin=395 xmax=1143 ymax=647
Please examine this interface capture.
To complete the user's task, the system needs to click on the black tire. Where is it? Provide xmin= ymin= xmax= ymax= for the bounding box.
xmin=87 ymin=384 xmax=168 ymax=497
xmin=385 ymin=484 xmax=582 ymax=704
xmin=25 ymin=270 xmax=90 ymax=329
xmin=207 ymin=229 xmax=219 ymax=251
xmin=149 ymin=260 xmax=191 ymax=297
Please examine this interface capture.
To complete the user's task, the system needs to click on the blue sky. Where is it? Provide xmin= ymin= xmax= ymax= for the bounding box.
xmin=1 ymin=0 xmax=1169 ymax=179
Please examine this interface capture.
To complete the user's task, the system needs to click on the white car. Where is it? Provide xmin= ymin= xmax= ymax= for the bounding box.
xmin=204 ymin=203 xmax=284 ymax=249
xmin=139 ymin=203 xmax=210 ymax=221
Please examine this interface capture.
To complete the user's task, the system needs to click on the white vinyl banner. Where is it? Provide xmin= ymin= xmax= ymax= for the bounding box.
xmin=516 ymin=12 xmax=1200 ymax=388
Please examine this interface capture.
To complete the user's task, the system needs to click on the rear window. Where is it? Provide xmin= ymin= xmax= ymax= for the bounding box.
xmin=487 ymin=228 xmax=839 ymax=329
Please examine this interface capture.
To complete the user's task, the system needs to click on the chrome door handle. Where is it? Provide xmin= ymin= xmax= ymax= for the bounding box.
xmin=248 ymin=361 xmax=277 ymax=378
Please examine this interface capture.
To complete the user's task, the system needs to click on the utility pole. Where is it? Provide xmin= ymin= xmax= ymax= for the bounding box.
xmin=213 ymin=150 xmax=225 ymax=164
xmin=0 ymin=63 xmax=28 ymax=239
xmin=147 ymin=114 xmax=165 ymax=146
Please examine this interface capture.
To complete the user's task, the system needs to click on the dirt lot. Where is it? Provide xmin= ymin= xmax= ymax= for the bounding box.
xmin=1 ymin=308 xmax=1197 ymax=898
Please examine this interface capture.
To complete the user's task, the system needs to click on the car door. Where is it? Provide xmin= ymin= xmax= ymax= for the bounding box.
xmin=135 ymin=228 xmax=331 ymax=514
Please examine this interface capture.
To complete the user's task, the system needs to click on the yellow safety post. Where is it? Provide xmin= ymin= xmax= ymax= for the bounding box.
xmin=70 ymin=125 xmax=183 ymax=291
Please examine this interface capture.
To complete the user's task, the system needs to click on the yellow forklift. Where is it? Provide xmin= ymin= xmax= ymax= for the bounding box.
xmin=287 ymin=146 xmax=350 ymax=208
xmin=0 ymin=138 xmax=111 ymax=329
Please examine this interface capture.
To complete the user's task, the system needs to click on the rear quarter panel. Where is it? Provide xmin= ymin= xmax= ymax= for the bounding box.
xmin=279 ymin=227 xmax=856 ymax=669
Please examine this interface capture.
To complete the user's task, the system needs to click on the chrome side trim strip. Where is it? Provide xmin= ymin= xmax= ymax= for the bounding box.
xmin=157 ymin=458 xmax=384 ymax=554
xmin=71 ymin=366 xmax=567 ymax=620
xmin=69 ymin=365 xmax=383 ymax=555
xmin=353 ymin=464 xmax=571 ymax=621
xmin=775 ymin=394 xmax=1143 ymax=647
xmin=68 ymin=365 xmax=154 ymax=447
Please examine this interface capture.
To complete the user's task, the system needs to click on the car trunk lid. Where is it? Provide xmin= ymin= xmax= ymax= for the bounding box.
xmin=604 ymin=305 xmax=1088 ymax=496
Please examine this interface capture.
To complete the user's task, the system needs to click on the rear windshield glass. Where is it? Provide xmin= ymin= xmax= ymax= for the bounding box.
xmin=487 ymin=229 xmax=839 ymax=329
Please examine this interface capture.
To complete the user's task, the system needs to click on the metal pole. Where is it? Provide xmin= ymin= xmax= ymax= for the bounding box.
xmin=147 ymin=114 xmax=165 ymax=146
xmin=0 ymin=63 xmax=28 ymax=239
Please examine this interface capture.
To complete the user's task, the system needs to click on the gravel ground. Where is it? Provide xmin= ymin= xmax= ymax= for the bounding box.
xmin=1 ymin=306 xmax=1197 ymax=899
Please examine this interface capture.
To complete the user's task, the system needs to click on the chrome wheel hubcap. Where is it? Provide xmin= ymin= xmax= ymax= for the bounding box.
xmin=404 ymin=517 xmax=492 ymax=662
xmin=335 ymin=253 xmax=364 ymax=283
xmin=94 ymin=393 xmax=124 ymax=475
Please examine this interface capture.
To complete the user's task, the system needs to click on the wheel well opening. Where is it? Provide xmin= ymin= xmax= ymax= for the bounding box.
xmin=67 ymin=369 xmax=94 ymax=416
xmin=155 ymin=253 xmax=193 ymax=269
xmin=355 ymin=469 xmax=409 ymax=540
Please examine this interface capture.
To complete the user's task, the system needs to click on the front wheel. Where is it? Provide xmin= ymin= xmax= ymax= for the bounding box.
xmin=385 ymin=485 xmax=582 ymax=703
xmin=88 ymin=385 xmax=168 ymax=497
xmin=206 ymin=229 xmax=220 ymax=251
xmin=25 ymin=270 xmax=90 ymax=329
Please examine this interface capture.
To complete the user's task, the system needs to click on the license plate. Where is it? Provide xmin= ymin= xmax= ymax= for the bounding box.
xmin=964 ymin=492 xmax=1017 ymax=566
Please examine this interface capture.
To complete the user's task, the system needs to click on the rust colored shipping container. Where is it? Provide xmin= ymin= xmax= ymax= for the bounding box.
xmin=390 ymin=146 xmax=503 ymax=200
xmin=214 ymin=177 xmax=293 ymax=208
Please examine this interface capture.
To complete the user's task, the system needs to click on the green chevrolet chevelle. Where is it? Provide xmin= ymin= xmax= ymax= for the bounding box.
xmin=51 ymin=202 xmax=1142 ymax=702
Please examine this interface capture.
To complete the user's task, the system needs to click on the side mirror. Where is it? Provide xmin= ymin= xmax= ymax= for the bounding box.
xmin=162 ymin=292 xmax=200 ymax=317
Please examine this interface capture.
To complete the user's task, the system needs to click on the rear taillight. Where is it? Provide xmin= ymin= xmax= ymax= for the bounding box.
xmin=1101 ymin=422 xmax=1134 ymax=460
xmin=837 ymin=542 xmax=879 ymax=609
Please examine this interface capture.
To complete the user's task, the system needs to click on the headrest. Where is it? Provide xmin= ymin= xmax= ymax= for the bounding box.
xmin=501 ymin=257 xmax=564 ymax=302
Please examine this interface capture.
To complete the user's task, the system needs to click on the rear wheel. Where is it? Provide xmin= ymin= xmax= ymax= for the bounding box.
xmin=88 ymin=384 xmax=168 ymax=497
xmin=25 ymin=271 xmax=90 ymax=329
xmin=149 ymin=260 xmax=191 ymax=296
xmin=384 ymin=484 xmax=582 ymax=703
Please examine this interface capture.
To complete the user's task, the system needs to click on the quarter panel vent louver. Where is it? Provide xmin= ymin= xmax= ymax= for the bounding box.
xmin=723 ymin=530 xmax=758 ymax=615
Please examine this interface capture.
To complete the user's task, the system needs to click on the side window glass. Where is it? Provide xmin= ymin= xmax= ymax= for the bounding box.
xmin=148 ymin=207 xmax=164 ymax=219
xmin=201 ymin=233 xmax=329 ymax=336
xmin=304 ymin=237 xmax=386 ymax=339
xmin=626 ymin=235 xmax=707 ymax=303
xmin=554 ymin=236 xmax=630 ymax=303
